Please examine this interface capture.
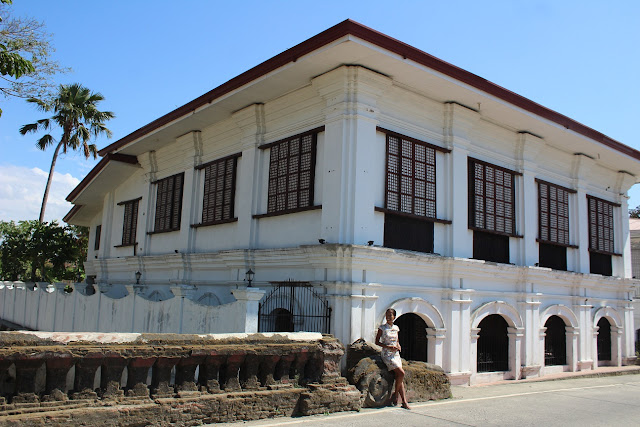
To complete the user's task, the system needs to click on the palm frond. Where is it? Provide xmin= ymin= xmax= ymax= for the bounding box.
xmin=35 ymin=134 xmax=54 ymax=150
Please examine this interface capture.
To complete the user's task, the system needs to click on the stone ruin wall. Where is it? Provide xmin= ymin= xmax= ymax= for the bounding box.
xmin=0 ymin=332 xmax=360 ymax=426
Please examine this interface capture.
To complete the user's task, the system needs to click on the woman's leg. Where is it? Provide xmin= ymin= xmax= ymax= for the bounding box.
xmin=394 ymin=367 xmax=410 ymax=409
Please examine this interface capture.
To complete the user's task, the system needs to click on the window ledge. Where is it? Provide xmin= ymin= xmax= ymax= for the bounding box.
xmin=253 ymin=205 xmax=322 ymax=219
xmin=374 ymin=207 xmax=452 ymax=224
xmin=536 ymin=239 xmax=578 ymax=249
xmin=588 ymin=248 xmax=622 ymax=257
xmin=469 ymin=226 xmax=523 ymax=239
xmin=114 ymin=243 xmax=137 ymax=248
xmin=147 ymin=228 xmax=180 ymax=235
xmin=191 ymin=218 xmax=238 ymax=228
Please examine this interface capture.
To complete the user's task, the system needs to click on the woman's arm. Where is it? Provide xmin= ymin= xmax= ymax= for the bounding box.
xmin=375 ymin=328 xmax=385 ymax=348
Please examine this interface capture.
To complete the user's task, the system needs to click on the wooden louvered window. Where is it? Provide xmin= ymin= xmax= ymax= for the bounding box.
xmin=538 ymin=180 xmax=571 ymax=245
xmin=266 ymin=130 xmax=318 ymax=214
xmin=588 ymin=196 xmax=619 ymax=276
xmin=117 ymin=198 xmax=140 ymax=246
xmin=153 ymin=173 xmax=184 ymax=233
xmin=588 ymin=196 xmax=617 ymax=254
xmin=537 ymin=180 xmax=575 ymax=271
xmin=198 ymin=154 xmax=239 ymax=225
xmin=468 ymin=158 xmax=517 ymax=236
xmin=385 ymin=133 xmax=437 ymax=218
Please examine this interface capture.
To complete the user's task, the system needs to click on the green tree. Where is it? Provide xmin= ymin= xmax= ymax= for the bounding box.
xmin=0 ymin=220 xmax=87 ymax=282
xmin=20 ymin=83 xmax=114 ymax=222
xmin=0 ymin=0 xmax=69 ymax=116
xmin=630 ymin=206 xmax=640 ymax=218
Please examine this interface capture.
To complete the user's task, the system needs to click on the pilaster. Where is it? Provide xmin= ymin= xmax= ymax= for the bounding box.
xmin=176 ymin=131 xmax=203 ymax=253
xmin=516 ymin=132 xmax=544 ymax=267
xmin=312 ymin=65 xmax=392 ymax=244
xmin=443 ymin=102 xmax=480 ymax=258
xmin=139 ymin=151 xmax=159 ymax=256
xmin=232 ymin=103 xmax=266 ymax=249
xmin=571 ymin=154 xmax=596 ymax=274
xmin=615 ymin=171 xmax=635 ymax=278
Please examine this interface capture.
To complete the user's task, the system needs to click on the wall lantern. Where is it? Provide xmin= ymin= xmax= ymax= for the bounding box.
xmin=135 ymin=271 xmax=142 ymax=285
xmin=245 ymin=269 xmax=255 ymax=287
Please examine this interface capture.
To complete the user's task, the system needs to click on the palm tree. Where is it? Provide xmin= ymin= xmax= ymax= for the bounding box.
xmin=20 ymin=83 xmax=114 ymax=222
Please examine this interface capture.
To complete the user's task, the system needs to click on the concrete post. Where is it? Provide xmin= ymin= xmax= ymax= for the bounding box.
xmin=231 ymin=288 xmax=266 ymax=333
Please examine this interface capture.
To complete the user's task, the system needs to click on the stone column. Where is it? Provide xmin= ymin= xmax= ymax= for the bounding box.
xmin=469 ymin=327 xmax=480 ymax=385
xmin=566 ymin=326 xmax=579 ymax=372
xmin=507 ymin=327 xmax=524 ymax=380
xmin=611 ymin=326 xmax=622 ymax=367
xmin=232 ymin=104 xmax=266 ymax=249
xmin=521 ymin=298 xmax=541 ymax=376
xmin=426 ymin=328 xmax=447 ymax=367
xmin=231 ymin=288 xmax=266 ymax=333
xmin=443 ymin=103 xmax=479 ymax=259
xmin=614 ymin=170 xmax=635 ymax=277
xmin=138 ymin=150 xmax=158 ymax=256
xmin=312 ymin=65 xmax=392 ymax=245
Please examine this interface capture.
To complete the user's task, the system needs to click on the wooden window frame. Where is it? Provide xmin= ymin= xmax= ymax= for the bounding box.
xmin=587 ymin=195 xmax=620 ymax=256
xmin=537 ymin=179 xmax=575 ymax=247
xmin=193 ymin=153 xmax=241 ymax=227
xmin=116 ymin=197 xmax=141 ymax=247
xmin=257 ymin=128 xmax=321 ymax=217
xmin=468 ymin=158 xmax=520 ymax=237
xmin=151 ymin=173 xmax=184 ymax=234
xmin=382 ymin=129 xmax=443 ymax=221
xmin=94 ymin=224 xmax=101 ymax=251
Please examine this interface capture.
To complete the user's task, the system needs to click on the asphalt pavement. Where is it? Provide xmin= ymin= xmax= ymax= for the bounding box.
xmin=212 ymin=370 xmax=640 ymax=427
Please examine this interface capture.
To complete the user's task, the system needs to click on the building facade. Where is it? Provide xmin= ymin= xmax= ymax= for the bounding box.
xmin=64 ymin=21 xmax=639 ymax=385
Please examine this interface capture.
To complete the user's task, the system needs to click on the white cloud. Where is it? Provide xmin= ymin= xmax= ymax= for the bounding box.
xmin=0 ymin=165 xmax=80 ymax=223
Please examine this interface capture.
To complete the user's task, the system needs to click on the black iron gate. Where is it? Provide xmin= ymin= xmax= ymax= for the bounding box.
xmin=544 ymin=315 xmax=567 ymax=366
xmin=477 ymin=314 xmax=509 ymax=372
xmin=258 ymin=281 xmax=331 ymax=334
xmin=396 ymin=313 xmax=428 ymax=362
xmin=597 ymin=317 xmax=612 ymax=361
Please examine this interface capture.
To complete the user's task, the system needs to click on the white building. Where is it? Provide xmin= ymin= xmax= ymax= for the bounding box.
xmin=64 ymin=20 xmax=640 ymax=385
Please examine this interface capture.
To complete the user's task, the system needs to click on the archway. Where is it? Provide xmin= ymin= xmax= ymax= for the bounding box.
xmin=271 ymin=308 xmax=294 ymax=333
xmin=477 ymin=314 xmax=509 ymax=372
xmin=544 ymin=315 xmax=566 ymax=366
xmin=395 ymin=313 xmax=428 ymax=362
xmin=597 ymin=317 xmax=612 ymax=362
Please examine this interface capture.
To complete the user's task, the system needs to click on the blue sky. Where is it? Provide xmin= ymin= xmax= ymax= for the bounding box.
xmin=1 ymin=0 xmax=639 ymax=222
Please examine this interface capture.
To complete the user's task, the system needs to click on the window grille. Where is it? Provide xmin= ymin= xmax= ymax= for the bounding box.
xmin=119 ymin=199 xmax=139 ymax=246
xmin=538 ymin=181 xmax=571 ymax=245
xmin=94 ymin=225 xmax=101 ymax=251
xmin=588 ymin=196 xmax=616 ymax=254
xmin=200 ymin=155 xmax=238 ymax=224
xmin=154 ymin=173 xmax=184 ymax=232
xmin=385 ymin=134 xmax=436 ymax=218
xmin=468 ymin=159 xmax=517 ymax=235
xmin=266 ymin=131 xmax=317 ymax=214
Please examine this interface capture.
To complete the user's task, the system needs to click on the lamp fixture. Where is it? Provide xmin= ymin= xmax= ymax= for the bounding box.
xmin=245 ymin=269 xmax=255 ymax=287
xmin=135 ymin=271 xmax=142 ymax=285
xmin=367 ymin=240 xmax=374 ymax=246
xmin=318 ymin=239 xmax=325 ymax=244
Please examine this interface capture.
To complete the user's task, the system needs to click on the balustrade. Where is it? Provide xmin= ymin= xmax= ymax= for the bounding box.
xmin=0 ymin=332 xmax=342 ymax=404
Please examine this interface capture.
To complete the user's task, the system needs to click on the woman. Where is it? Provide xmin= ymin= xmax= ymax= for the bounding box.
xmin=375 ymin=308 xmax=410 ymax=409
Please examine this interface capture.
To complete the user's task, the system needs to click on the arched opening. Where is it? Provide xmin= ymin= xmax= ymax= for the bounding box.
xmin=544 ymin=315 xmax=567 ymax=366
xmin=395 ymin=313 xmax=428 ymax=362
xmin=270 ymin=308 xmax=294 ymax=333
xmin=477 ymin=314 xmax=509 ymax=372
xmin=597 ymin=317 xmax=612 ymax=362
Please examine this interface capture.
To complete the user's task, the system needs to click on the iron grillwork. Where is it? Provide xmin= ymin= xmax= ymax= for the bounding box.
xmin=544 ymin=315 xmax=567 ymax=366
xmin=258 ymin=281 xmax=331 ymax=334
xmin=477 ymin=314 xmax=509 ymax=372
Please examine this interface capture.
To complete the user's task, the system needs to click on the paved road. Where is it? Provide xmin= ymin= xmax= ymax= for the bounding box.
xmin=213 ymin=374 xmax=640 ymax=427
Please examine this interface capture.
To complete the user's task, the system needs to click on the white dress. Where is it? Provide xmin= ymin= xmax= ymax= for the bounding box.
xmin=378 ymin=323 xmax=402 ymax=371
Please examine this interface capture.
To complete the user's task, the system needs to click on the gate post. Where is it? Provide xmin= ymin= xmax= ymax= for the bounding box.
xmin=231 ymin=288 xmax=266 ymax=333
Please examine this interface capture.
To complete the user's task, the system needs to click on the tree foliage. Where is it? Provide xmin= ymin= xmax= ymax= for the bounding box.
xmin=0 ymin=220 xmax=87 ymax=282
xmin=0 ymin=1 xmax=69 ymax=116
xmin=630 ymin=206 xmax=640 ymax=218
